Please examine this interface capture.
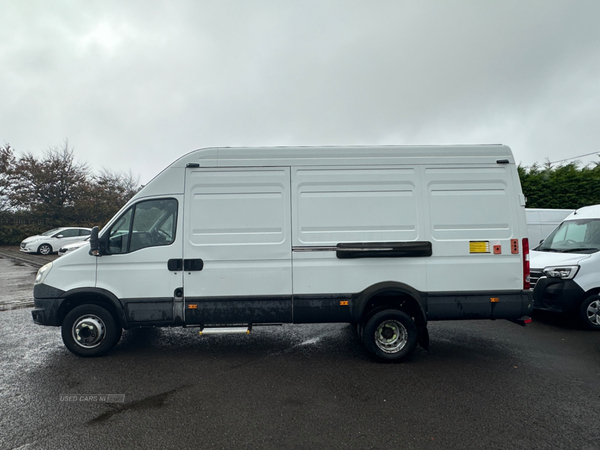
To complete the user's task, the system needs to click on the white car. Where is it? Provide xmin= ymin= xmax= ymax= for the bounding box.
xmin=20 ymin=227 xmax=92 ymax=255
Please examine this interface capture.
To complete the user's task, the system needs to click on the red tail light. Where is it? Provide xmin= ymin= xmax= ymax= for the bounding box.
xmin=522 ymin=238 xmax=530 ymax=290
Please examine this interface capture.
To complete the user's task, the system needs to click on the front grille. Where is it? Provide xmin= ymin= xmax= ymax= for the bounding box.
xmin=530 ymin=270 xmax=544 ymax=290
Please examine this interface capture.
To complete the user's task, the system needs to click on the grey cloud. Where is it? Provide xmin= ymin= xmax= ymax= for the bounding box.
xmin=1 ymin=0 xmax=599 ymax=182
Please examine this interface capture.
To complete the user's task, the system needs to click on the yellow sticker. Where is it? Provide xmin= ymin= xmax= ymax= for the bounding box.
xmin=469 ymin=241 xmax=490 ymax=253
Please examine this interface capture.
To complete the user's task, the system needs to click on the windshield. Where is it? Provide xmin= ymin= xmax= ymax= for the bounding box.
xmin=41 ymin=228 xmax=61 ymax=236
xmin=536 ymin=218 xmax=600 ymax=254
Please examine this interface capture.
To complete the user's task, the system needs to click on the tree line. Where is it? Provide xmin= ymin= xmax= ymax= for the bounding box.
xmin=0 ymin=143 xmax=139 ymax=245
xmin=518 ymin=161 xmax=600 ymax=209
xmin=1 ymin=143 xmax=599 ymax=246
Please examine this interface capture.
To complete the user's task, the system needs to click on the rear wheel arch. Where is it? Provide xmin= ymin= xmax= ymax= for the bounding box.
xmin=355 ymin=282 xmax=429 ymax=352
xmin=355 ymin=282 xmax=427 ymax=325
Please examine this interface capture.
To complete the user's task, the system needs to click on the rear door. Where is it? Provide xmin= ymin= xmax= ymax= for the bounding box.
xmin=182 ymin=167 xmax=292 ymax=325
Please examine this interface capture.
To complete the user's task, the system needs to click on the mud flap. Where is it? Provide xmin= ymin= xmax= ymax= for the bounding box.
xmin=507 ymin=315 xmax=532 ymax=326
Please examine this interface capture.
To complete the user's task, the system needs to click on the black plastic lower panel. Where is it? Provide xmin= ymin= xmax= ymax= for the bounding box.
xmin=426 ymin=291 xmax=533 ymax=320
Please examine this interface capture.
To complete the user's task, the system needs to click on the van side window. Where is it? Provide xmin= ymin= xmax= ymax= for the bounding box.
xmin=107 ymin=199 xmax=178 ymax=254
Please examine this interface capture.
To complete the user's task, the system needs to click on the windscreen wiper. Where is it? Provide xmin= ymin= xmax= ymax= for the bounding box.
xmin=561 ymin=247 xmax=599 ymax=253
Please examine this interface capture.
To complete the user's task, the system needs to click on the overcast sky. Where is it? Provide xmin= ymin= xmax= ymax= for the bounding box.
xmin=2 ymin=0 xmax=600 ymax=184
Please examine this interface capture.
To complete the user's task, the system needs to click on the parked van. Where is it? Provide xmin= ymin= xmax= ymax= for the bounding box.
xmin=31 ymin=145 xmax=532 ymax=361
xmin=530 ymin=205 xmax=600 ymax=329
xmin=526 ymin=208 xmax=574 ymax=247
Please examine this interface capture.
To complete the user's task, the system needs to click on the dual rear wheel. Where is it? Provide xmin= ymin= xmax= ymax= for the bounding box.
xmin=361 ymin=309 xmax=419 ymax=362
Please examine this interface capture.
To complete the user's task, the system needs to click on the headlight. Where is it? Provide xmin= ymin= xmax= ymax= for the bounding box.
xmin=543 ymin=265 xmax=579 ymax=280
xmin=35 ymin=262 xmax=53 ymax=285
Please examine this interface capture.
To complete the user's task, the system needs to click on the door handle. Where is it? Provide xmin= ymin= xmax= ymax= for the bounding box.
xmin=167 ymin=259 xmax=182 ymax=271
xmin=167 ymin=259 xmax=204 ymax=271
xmin=184 ymin=259 xmax=204 ymax=271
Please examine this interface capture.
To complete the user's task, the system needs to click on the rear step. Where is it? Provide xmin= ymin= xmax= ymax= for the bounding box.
xmin=199 ymin=326 xmax=251 ymax=335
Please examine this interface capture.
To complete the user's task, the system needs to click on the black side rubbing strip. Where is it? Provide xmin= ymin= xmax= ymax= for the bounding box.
xmin=336 ymin=241 xmax=432 ymax=259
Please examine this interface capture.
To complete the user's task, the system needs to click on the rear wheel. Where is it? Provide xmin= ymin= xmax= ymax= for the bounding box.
xmin=61 ymin=304 xmax=122 ymax=357
xmin=579 ymin=295 xmax=600 ymax=330
xmin=38 ymin=244 xmax=52 ymax=255
xmin=362 ymin=309 xmax=418 ymax=362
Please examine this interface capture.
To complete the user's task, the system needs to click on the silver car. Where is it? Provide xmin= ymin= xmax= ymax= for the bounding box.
xmin=20 ymin=227 xmax=92 ymax=255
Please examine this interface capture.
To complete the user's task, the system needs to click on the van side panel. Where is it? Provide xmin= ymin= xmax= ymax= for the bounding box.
xmin=291 ymin=166 xmax=429 ymax=300
xmin=425 ymin=166 xmax=522 ymax=290
xmin=424 ymin=165 xmax=528 ymax=318
xmin=182 ymin=168 xmax=292 ymax=324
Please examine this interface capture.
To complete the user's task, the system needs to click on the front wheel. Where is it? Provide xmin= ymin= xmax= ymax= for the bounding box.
xmin=579 ymin=295 xmax=600 ymax=330
xmin=362 ymin=309 xmax=418 ymax=362
xmin=38 ymin=244 xmax=52 ymax=255
xmin=61 ymin=304 xmax=122 ymax=357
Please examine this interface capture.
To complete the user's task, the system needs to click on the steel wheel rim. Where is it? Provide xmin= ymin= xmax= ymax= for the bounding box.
xmin=39 ymin=245 xmax=51 ymax=255
xmin=72 ymin=315 xmax=106 ymax=349
xmin=585 ymin=299 xmax=600 ymax=326
xmin=374 ymin=319 xmax=408 ymax=354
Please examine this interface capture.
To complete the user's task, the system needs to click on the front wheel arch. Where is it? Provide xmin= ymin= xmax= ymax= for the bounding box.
xmin=57 ymin=289 xmax=126 ymax=329
xmin=579 ymin=294 xmax=600 ymax=330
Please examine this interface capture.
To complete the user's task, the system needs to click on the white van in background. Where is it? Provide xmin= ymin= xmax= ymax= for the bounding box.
xmin=31 ymin=145 xmax=533 ymax=361
xmin=530 ymin=205 xmax=600 ymax=329
xmin=526 ymin=208 xmax=574 ymax=247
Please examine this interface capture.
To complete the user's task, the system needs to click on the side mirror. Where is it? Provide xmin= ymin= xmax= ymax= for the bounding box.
xmin=89 ymin=227 xmax=101 ymax=256
xmin=55 ymin=234 xmax=64 ymax=239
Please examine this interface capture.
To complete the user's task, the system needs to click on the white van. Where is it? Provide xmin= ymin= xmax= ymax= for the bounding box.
xmin=31 ymin=145 xmax=533 ymax=361
xmin=526 ymin=208 xmax=574 ymax=247
xmin=530 ymin=205 xmax=600 ymax=329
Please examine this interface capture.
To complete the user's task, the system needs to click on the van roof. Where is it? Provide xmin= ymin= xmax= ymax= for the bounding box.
xmin=171 ymin=145 xmax=514 ymax=168
xmin=567 ymin=205 xmax=600 ymax=220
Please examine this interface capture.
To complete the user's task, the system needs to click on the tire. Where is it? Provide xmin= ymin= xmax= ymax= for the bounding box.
xmin=61 ymin=304 xmax=122 ymax=357
xmin=579 ymin=295 xmax=600 ymax=330
xmin=38 ymin=244 xmax=52 ymax=255
xmin=362 ymin=309 xmax=418 ymax=362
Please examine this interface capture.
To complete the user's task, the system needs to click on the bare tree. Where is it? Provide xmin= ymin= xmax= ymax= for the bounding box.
xmin=11 ymin=141 xmax=89 ymax=220
xmin=0 ymin=144 xmax=17 ymax=213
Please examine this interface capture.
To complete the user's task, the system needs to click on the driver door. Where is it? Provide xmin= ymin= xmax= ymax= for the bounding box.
xmin=95 ymin=197 xmax=184 ymax=324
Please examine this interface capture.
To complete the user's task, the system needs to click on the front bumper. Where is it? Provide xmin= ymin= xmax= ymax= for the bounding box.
xmin=31 ymin=298 xmax=63 ymax=326
xmin=532 ymin=277 xmax=585 ymax=314
xmin=32 ymin=283 xmax=67 ymax=326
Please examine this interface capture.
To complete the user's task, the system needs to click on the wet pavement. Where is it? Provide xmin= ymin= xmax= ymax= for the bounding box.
xmin=1 ymin=257 xmax=600 ymax=449
xmin=0 ymin=247 xmax=56 ymax=311
xmin=0 ymin=257 xmax=37 ymax=310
